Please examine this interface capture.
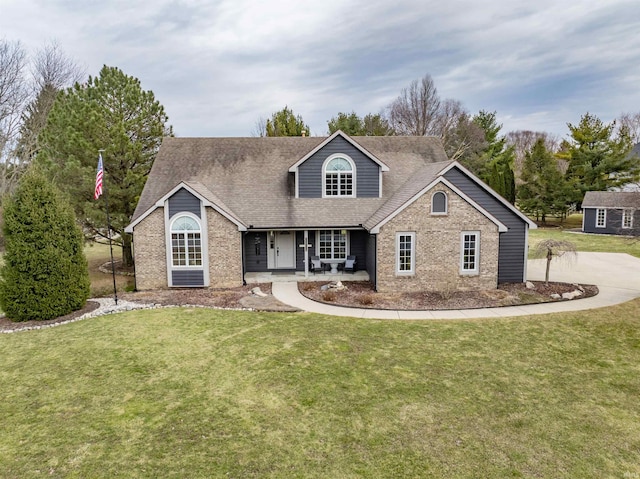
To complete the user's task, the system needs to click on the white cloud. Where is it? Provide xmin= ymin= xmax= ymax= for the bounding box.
xmin=1 ymin=0 xmax=639 ymax=138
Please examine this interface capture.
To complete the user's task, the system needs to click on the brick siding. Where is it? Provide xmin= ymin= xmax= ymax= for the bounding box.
xmin=132 ymin=209 xmax=167 ymax=290
xmin=206 ymin=208 xmax=243 ymax=288
xmin=376 ymin=184 xmax=500 ymax=293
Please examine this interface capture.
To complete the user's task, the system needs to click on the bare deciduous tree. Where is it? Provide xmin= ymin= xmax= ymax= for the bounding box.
xmin=387 ymin=74 xmax=441 ymax=136
xmin=0 ymin=40 xmax=28 ymax=167
xmin=618 ymin=112 xmax=640 ymax=144
xmin=386 ymin=74 xmax=483 ymax=161
xmin=0 ymin=39 xmax=82 ymax=197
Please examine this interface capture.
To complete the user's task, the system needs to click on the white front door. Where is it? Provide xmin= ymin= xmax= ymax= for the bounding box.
xmin=275 ymin=231 xmax=295 ymax=268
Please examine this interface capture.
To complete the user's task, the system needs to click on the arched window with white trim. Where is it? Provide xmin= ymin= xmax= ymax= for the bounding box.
xmin=431 ymin=191 xmax=448 ymax=214
xmin=170 ymin=214 xmax=202 ymax=266
xmin=323 ymin=155 xmax=355 ymax=197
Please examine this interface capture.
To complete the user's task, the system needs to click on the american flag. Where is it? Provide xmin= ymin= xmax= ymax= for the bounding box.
xmin=94 ymin=153 xmax=104 ymax=200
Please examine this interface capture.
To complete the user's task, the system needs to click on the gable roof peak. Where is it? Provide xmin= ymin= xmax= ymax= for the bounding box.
xmin=288 ymin=130 xmax=390 ymax=172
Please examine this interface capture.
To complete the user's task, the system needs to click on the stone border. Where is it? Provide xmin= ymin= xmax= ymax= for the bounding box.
xmin=0 ymin=298 xmax=256 ymax=334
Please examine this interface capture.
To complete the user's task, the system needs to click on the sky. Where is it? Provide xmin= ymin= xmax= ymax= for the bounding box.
xmin=2 ymin=0 xmax=639 ymax=139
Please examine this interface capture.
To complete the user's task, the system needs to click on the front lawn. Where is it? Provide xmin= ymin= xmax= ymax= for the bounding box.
xmin=1 ymin=302 xmax=640 ymax=478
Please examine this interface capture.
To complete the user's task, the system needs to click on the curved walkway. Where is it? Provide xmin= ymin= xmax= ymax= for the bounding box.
xmin=271 ymin=252 xmax=640 ymax=319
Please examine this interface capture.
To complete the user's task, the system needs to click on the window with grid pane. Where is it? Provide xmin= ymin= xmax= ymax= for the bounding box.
xmin=396 ymin=232 xmax=415 ymax=274
xmin=324 ymin=157 xmax=354 ymax=197
xmin=318 ymin=230 xmax=347 ymax=259
xmin=622 ymin=209 xmax=633 ymax=229
xmin=461 ymin=232 xmax=479 ymax=273
xmin=596 ymin=208 xmax=606 ymax=228
xmin=171 ymin=215 xmax=202 ymax=267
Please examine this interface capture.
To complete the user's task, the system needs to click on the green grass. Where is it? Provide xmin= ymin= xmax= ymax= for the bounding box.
xmin=84 ymin=242 xmax=134 ymax=296
xmin=528 ymin=212 xmax=640 ymax=258
xmin=2 ymin=302 xmax=640 ymax=478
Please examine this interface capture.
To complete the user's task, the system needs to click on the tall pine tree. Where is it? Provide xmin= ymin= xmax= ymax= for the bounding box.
xmin=562 ymin=112 xmax=638 ymax=206
xmin=37 ymin=65 xmax=172 ymax=266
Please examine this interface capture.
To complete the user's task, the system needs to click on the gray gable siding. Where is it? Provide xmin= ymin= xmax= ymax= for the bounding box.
xmin=584 ymin=207 xmax=640 ymax=235
xmin=172 ymin=270 xmax=204 ymax=287
xmin=168 ymin=188 xmax=201 ymax=218
xmin=297 ymin=136 xmax=380 ymax=198
xmin=443 ymin=167 xmax=527 ymax=283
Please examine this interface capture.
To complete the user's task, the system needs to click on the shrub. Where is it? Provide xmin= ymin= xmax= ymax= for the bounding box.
xmin=321 ymin=290 xmax=337 ymax=302
xmin=358 ymin=293 xmax=375 ymax=306
xmin=0 ymin=168 xmax=90 ymax=321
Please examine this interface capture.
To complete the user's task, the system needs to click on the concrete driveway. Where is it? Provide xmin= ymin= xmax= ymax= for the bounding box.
xmin=271 ymin=252 xmax=640 ymax=320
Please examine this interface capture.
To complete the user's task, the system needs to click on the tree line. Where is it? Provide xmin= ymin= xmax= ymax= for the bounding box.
xmin=256 ymin=74 xmax=640 ymax=221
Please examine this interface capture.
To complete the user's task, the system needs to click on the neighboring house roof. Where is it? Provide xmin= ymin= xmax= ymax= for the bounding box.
xmin=583 ymin=191 xmax=640 ymax=209
xmin=128 ymin=133 xmax=531 ymax=233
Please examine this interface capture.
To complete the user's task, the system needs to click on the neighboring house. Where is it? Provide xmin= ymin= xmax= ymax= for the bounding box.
xmin=582 ymin=191 xmax=640 ymax=236
xmin=125 ymin=131 xmax=536 ymax=293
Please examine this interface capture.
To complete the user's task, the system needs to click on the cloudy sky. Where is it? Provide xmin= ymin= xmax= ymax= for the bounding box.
xmin=2 ymin=0 xmax=639 ymax=139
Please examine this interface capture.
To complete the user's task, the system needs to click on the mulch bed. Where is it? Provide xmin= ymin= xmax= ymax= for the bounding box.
xmin=0 ymin=281 xmax=599 ymax=331
xmin=299 ymin=281 xmax=599 ymax=311
xmin=118 ymin=283 xmax=273 ymax=309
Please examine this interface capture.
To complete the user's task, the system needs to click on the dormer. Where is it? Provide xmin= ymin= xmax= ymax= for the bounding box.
xmin=288 ymin=130 xmax=390 ymax=199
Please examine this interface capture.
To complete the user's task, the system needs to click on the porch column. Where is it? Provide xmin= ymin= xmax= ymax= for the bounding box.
xmin=304 ymin=230 xmax=309 ymax=278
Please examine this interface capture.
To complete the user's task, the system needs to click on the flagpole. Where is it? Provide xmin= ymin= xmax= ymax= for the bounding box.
xmin=98 ymin=149 xmax=118 ymax=305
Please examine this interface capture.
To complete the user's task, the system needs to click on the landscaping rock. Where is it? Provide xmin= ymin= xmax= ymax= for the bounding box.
xmin=526 ymin=281 xmax=536 ymax=289
xmin=562 ymin=290 xmax=583 ymax=300
xmin=251 ymin=287 xmax=268 ymax=297
xmin=550 ymin=293 xmax=561 ymax=300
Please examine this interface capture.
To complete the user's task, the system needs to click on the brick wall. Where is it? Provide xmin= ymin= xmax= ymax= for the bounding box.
xmin=132 ymin=209 xmax=167 ymax=290
xmin=376 ymin=184 xmax=500 ymax=293
xmin=206 ymin=208 xmax=243 ymax=288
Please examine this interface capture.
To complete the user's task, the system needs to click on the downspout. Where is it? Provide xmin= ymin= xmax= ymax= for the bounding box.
xmin=241 ymin=231 xmax=247 ymax=286
xmin=373 ymin=234 xmax=378 ymax=292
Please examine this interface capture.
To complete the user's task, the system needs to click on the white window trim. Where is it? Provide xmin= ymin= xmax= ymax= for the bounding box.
xmin=169 ymin=212 xmax=204 ymax=268
xmin=321 ymin=153 xmax=356 ymax=198
xmin=316 ymin=230 xmax=349 ymax=260
xmin=396 ymin=232 xmax=416 ymax=275
xmin=622 ymin=209 xmax=633 ymax=229
xmin=460 ymin=231 xmax=480 ymax=275
xmin=596 ymin=208 xmax=607 ymax=228
xmin=431 ymin=191 xmax=448 ymax=215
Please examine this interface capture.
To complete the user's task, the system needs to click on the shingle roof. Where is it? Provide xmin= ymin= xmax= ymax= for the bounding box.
xmin=131 ymin=135 xmax=451 ymax=229
xmin=582 ymin=191 xmax=640 ymax=208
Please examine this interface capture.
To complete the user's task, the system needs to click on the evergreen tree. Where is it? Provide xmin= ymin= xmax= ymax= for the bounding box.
xmin=517 ymin=138 xmax=570 ymax=223
xmin=0 ymin=168 xmax=90 ymax=321
xmin=468 ymin=110 xmax=516 ymax=203
xmin=37 ymin=65 xmax=172 ymax=266
xmin=265 ymin=106 xmax=309 ymax=136
xmin=327 ymin=112 xmax=394 ymax=136
xmin=562 ymin=113 xmax=638 ymax=206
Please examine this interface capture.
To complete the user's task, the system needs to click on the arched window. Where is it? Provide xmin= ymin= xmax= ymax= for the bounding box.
xmin=324 ymin=155 xmax=355 ymax=197
xmin=170 ymin=215 xmax=202 ymax=266
xmin=431 ymin=191 xmax=447 ymax=214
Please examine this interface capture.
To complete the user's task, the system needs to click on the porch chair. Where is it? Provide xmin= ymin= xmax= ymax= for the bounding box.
xmin=310 ymin=256 xmax=325 ymax=274
xmin=343 ymin=255 xmax=357 ymax=274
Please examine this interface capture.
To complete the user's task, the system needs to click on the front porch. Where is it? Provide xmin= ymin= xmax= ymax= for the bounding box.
xmin=245 ymin=270 xmax=370 ymax=283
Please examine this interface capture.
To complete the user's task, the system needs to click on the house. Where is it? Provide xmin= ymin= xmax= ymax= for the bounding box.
xmin=582 ymin=191 xmax=640 ymax=236
xmin=125 ymin=131 xmax=536 ymax=293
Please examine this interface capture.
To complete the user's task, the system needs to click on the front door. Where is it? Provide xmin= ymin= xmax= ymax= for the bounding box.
xmin=275 ymin=231 xmax=295 ymax=269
